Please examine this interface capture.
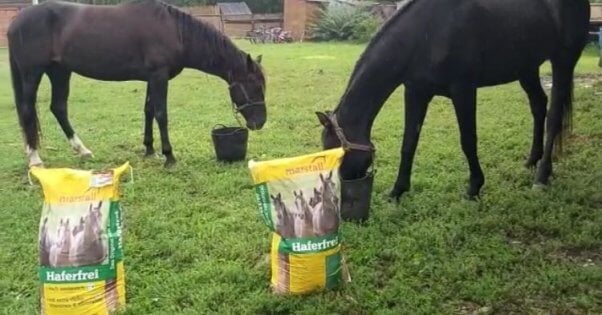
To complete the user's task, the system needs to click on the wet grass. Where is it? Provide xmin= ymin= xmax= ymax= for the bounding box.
xmin=0 ymin=42 xmax=600 ymax=314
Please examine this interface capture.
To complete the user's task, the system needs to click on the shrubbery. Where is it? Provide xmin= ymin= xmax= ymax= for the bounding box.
xmin=310 ymin=4 xmax=380 ymax=43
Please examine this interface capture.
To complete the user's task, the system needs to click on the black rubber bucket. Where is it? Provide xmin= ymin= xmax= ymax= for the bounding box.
xmin=340 ymin=170 xmax=375 ymax=223
xmin=211 ymin=124 xmax=248 ymax=162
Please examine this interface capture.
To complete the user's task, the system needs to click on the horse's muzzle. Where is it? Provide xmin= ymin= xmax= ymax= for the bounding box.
xmin=246 ymin=119 xmax=265 ymax=130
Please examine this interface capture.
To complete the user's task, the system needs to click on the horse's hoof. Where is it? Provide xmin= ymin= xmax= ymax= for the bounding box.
xmin=144 ymin=148 xmax=156 ymax=158
xmin=524 ymin=160 xmax=537 ymax=169
xmin=80 ymin=150 xmax=94 ymax=159
xmin=387 ymin=190 xmax=403 ymax=204
xmin=464 ymin=193 xmax=480 ymax=201
xmin=163 ymin=158 xmax=177 ymax=168
xmin=532 ymin=183 xmax=548 ymax=191
xmin=29 ymin=162 xmax=44 ymax=169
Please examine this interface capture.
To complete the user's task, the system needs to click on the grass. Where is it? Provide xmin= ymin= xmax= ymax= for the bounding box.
xmin=0 ymin=41 xmax=601 ymax=314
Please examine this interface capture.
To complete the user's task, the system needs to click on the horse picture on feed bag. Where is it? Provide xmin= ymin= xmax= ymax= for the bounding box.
xmin=39 ymin=201 xmax=109 ymax=268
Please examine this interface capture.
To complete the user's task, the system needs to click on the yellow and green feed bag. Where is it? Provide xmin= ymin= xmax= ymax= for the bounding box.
xmin=30 ymin=162 xmax=130 ymax=315
xmin=248 ymin=148 xmax=346 ymax=294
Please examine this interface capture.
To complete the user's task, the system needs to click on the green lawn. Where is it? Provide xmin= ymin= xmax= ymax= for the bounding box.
xmin=0 ymin=42 xmax=600 ymax=314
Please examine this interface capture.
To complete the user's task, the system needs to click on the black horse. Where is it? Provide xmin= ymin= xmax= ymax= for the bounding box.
xmin=8 ymin=0 xmax=266 ymax=167
xmin=317 ymin=0 xmax=590 ymax=200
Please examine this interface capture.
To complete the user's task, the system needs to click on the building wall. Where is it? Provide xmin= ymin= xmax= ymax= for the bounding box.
xmin=303 ymin=1 xmax=325 ymax=40
xmin=283 ymin=0 xmax=306 ymax=41
xmin=0 ymin=7 xmax=21 ymax=47
xmin=592 ymin=4 xmax=602 ymax=22
xmin=283 ymin=0 xmax=325 ymax=41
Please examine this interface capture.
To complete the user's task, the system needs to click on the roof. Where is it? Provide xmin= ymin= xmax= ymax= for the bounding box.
xmin=217 ymin=2 xmax=252 ymax=16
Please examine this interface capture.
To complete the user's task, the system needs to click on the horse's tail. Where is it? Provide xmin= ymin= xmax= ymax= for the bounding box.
xmin=9 ymin=52 xmax=24 ymax=127
xmin=9 ymin=51 xmax=42 ymax=142
xmin=551 ymin=60 xmax=576 ymax=158
xmin=556 ymin=78 xmax=573 ymax=157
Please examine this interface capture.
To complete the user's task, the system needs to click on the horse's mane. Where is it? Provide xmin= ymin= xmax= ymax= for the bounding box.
xmin=338 ymin=0 xmax=419 ymax=104
xmin=135 ymin=0 xmax=247 ymax=69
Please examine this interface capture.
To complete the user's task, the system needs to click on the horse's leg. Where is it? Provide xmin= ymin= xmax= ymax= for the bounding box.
xmin=143 ymin=82 xmax=155 ymax=157
xmin=389 ymin=87 xmax=433 ymax=201
xmin=451 ymin=85 xmax=484 ymax=199
xmin=519 ymin=69 xmax=548 ymax=168
xmin=47 ymin=66 xmax=93 ymax=158
xmin=18 ymin=68 xmax=45 ymax=167
xmin=149 ymin=75 xmax=176 ymax=167
xmin=534 ymin=53 xmax=579 ymax=187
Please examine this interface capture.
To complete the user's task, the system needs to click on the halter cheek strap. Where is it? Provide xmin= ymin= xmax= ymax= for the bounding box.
xmin=229 ymin=81 xmax=265 ymax=127
xmin=229 ymin=82 xmax=265 ymax=112
xmin=329 ymin=113 xmax=375 ymax=153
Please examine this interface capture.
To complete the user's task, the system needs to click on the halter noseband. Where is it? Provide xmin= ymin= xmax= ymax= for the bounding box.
xmin=328 ymin=113 xmax=375 ymax=153
xmin=229 ymin=81 xmax=265 ymax=113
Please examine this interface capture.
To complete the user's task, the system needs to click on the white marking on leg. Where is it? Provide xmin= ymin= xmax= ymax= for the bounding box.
xmin=69 ymin=134 xmax=93 ymax=158
xmin=26 ymin=145 xmax=44 ymax=167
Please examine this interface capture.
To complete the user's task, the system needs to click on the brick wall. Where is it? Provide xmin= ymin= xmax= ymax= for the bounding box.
xmin=283 ymin=0 xmax=305 ymax=41
xmin=283 ymin=0 xmax=325 ymax=41
xmin=0 ymin=7 xmax=21 ymax=47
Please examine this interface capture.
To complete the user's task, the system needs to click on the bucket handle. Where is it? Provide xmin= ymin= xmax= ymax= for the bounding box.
xmin=212 ymin=124 xmax=228 ymax=131
xmin=212 ymin=124 xmax=247 ymax=135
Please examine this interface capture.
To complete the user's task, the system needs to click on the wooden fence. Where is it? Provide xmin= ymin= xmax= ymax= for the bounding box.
xmin=187 ymin=6 xmax=283 ymax=38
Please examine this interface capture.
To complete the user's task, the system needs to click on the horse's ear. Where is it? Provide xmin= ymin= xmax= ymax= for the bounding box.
xmin=246 ymin=54 xmax=254 ymax=70
xmin=319 ymin=173 xmax=325 ymax=182
xmin=256 ymin=54 xmax=263 ymax=65
xmin=316 ymin=112 xmax=331 ymax=127
xmin=328 ymin=170 xmax=333 ymax=179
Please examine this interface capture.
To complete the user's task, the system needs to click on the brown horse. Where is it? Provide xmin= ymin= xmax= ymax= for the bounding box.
xmin=308 ymin=187 xmax=322 ymax=208
xmin=39 ymin=217 xmax=51 ymax=266
xmin=70 ymin=202 xmax=106 ymax=266
xmin=270 ymin=193 xmax=292 ymax=294
xmin=8 ymin=0 xmax=266 ymax=168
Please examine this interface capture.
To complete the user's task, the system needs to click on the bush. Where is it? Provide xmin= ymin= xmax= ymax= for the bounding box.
xmin=311 ymin=4 xmax=380 ymax=43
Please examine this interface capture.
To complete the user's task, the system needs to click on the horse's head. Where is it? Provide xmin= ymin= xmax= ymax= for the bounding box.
xmin=271 ymin=193 xmax=294 ymax=235
xmin=316 ymin=111 xmax=374 ymax=180
xmin=229 ymin=54 xmax=266 ymax=130
xmin=87 ymin=202 xmax=103 ymax=236
xmin=293 ymin=190 xmax=306 ymax=211
xmin=271 ymin=193 xmax=285 ymax=220
xmin=313 ymin=188 xmax=322 ymax=202
xmin=320 ymin=171 xmax=337 ymax=197
xmin=57 ymin=219 xmax=71 ymax=250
